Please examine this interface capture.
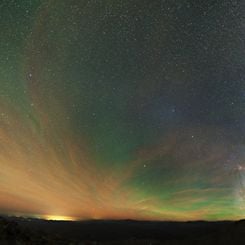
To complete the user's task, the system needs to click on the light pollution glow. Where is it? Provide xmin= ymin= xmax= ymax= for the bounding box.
xmin=0 ymin=99 xmax=244 ymax=221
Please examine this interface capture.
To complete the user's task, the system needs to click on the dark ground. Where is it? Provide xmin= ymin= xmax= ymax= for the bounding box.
xmin=0 ymin=216 xmax=244 ymax=244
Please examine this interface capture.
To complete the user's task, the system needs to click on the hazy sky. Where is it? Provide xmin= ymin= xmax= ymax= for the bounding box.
xmin=0 ymin=0 xmax=245 ymax=221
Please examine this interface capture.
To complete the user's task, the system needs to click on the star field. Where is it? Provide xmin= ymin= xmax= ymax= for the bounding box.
xmin=0 ymin=0 xmax=245 ymax=221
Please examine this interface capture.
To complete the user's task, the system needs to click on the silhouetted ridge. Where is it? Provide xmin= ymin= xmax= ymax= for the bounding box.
xmin=0 ymin=216 xmax=244 ymax=244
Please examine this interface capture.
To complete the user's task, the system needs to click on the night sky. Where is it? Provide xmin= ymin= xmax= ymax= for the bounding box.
xmin=0 ymin=0 xmax=245 ymax=221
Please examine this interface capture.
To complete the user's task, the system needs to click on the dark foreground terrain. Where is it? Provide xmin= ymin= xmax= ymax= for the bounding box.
xmin=0 ymin=216 xmax=244 ymax=244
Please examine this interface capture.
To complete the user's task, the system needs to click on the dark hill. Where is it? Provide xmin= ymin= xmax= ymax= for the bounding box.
xmin=0 ymin=216 xmax=244 ymax=244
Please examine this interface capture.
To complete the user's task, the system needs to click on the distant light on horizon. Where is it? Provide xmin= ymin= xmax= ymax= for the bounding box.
xmin=43 ymin=215 xmax=76 ymax=221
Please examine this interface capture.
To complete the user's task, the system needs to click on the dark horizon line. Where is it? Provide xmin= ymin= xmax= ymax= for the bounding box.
xmin=1 ymin=213 xmax=244 ymax=223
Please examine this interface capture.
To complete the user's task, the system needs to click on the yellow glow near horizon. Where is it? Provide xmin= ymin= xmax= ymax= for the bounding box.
xmin=44 ymin=215 xmax=76 ymax=221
